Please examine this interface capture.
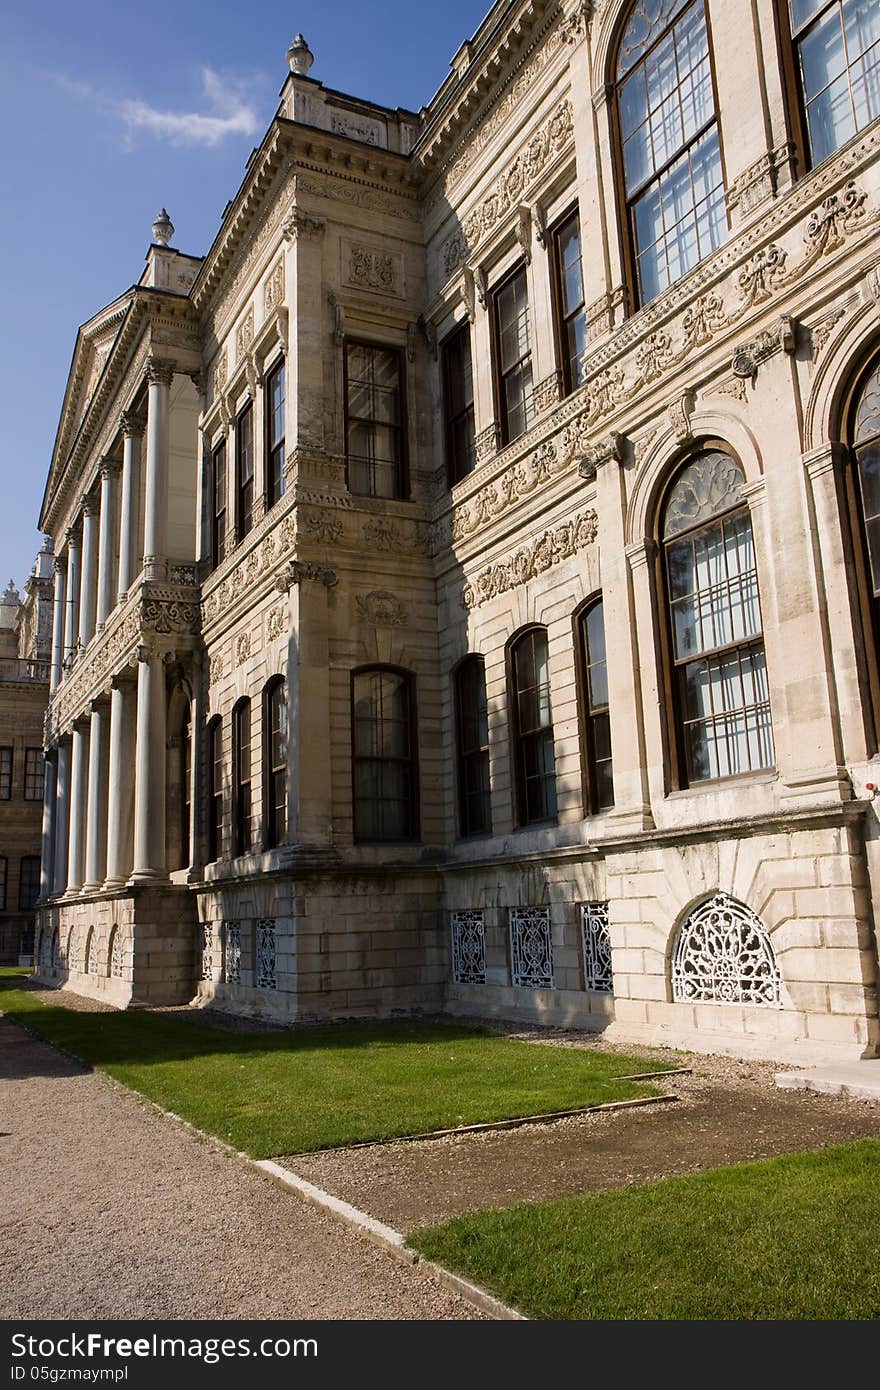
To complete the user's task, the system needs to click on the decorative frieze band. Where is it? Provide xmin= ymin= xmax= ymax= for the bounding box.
xmin=461 ymin=510 xmax=598 ymax=609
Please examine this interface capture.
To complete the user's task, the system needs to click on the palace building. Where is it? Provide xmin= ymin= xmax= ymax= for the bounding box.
xmin=32 ymin=0 xmax=880 ymax=1060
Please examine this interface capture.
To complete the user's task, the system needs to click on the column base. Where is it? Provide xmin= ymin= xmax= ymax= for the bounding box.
xmin=81 ymin=880 xmax=105 ymax=894
xmin=102 ymin=876 xmax=129 ymax=891
xmin=127 ymin=870 xmax=170 ymax=887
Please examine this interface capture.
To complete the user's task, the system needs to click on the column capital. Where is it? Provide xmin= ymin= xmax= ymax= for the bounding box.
xmin=80 ymin=493 xmax=99 ymax=517
xmin=53 ymin=556 xmax=65 ymax=575
xmin=119 ymin=409 xmax=146 ymax=439
xmin=65 ymin=525 xmax=81 ymax=547
xmin=99 ymin=456 xmax=121 ymax=480
xmin=146 ymin=356 xmax=175 ymax=388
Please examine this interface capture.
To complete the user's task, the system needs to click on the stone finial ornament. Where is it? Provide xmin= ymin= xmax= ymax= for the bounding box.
xmin=287 ymin=34 xmax=314 ymax=75
xmin=151 ymin=209 xmax=174 ymax=246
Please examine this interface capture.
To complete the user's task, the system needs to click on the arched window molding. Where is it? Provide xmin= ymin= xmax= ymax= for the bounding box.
xmin=671 ymin=892 xmax=782 ymax=1006
xmin=454 ymin=656 xmax=492 ymax=837
xmin=351 ymin=667 xmax=418 ymax=842
xmin=231 ymin=699 xmax=252 ymax=858
xmin=614 ymin=0 xmax=727 ymax=306
xmin=508 ymin=626 xmax=558 ymax=825
xmin=84 ymin=926 xmax=96 ymax=976
xmin=658 ymin=447 xmax=775 ymax=785
xmin=842 ymin=349 xmax=880 ymax=746
xmin=207 ymin=715 xmax=223 ymax=863
xmin=263 ymin=676 xmax=288 ymax=849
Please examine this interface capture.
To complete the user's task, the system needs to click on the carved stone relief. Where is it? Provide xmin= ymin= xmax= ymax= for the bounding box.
xmin=462 ymin=511 xmax=599 ymax=609
xmin=355 ymin=591 xmax=407 ymax=626
xmin=264 ymin=260 xmax=285 ymax=315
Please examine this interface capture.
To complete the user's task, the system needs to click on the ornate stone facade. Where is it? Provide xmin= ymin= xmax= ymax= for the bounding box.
xmin=32 ymin=3 xmax=880 ymax=1061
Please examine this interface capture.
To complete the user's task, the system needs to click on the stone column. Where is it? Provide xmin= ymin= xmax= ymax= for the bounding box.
xmin=67 ymin=721 xmax=89 ymax=892
xmin=78 ymin=497 xmax=99 ymax=647
xmin=63 ymin=527 xmax=81 ymax=663
xmin=39 ymin=752 xmax=57 ymax=899
xmin=104 ymin=676 xmax=136 ymax=888
xmin=118 ymin=412 xmax=144 ymax=600
xmin=53 ymin=740 xmax=71 ymax=895
xmin=143 ymin=358 xmax=174 ymax=582
xmin=130 ymin=646 xmax=168 ymax=882
xmin=50 ymin=558 xmax=66 ymax=690
xmin=96 ymin=460 xmax=119 ymax=629
xmin=83 ymin=700 xmax=110 ymax=890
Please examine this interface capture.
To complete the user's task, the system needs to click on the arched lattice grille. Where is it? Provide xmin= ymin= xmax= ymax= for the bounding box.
xmin=67 ymin=929 xmax=78 ymax=972
xmin=85 ymin=929 xmax=97 ymax=976
xmin=671 ymin=893 xmax=781 ymax=1007
xmin=109 ymin=929 xmax=124 ymax=980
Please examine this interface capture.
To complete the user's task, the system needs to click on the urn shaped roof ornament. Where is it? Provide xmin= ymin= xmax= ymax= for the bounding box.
xmin=151 ymin=208 xmax=174 ymax=246
xmin=287 ymin=33 xmax=314 ymax=75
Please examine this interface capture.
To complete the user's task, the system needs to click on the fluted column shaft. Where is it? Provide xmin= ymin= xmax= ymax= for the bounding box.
xmin=131 ymin=649 xmax=167 ymax=881
xmin=39 ymin=753 xmax=57 ymax=899
xmin=63 ymin=530 xmax=80 ymax=662
xmin=78 ymin=500 xmax=99 ymax=646
xmin=50 ymin=560 xmax=66 ymax=690
xmin=84 ymin=703 xmax=109 ymax=890
xmin=96 ymin=462 xmax=119 ymax=629
xmin=105 ymin=679 xmax=136 ymax=887
xmin=118 ymin=412 xmax=143 ymax=600
xmin=67 ymin=723 xmax=88 ymax=892
xmin=53 ymin=741 xmax=71 ymax=895
xmin=143 ymin=360 xmax=173 ymax=582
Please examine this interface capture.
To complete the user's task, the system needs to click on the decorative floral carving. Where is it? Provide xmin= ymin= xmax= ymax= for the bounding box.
xmin=281 ymin=208 xmax=326 ymax=241
xmin=348 ymin=247 xmax=396 ymax=292
xmin=462 ymin=511 xmax=598 ymax=609
xmin=355 ymin=590 xmax=407 ymax=626
xmin=264 ymin=260 xmax=285 ymax=315
xmin=681 ymin=292 xmax=728 ymax=348
xmin=266 ymin=604 xmax=287 ymax=641
xmin=235 ymin=307 xmax=254 ymax=362
xmin=209 ymin=650 xmax=224 ymax=685
xmin=301 ymin=509 xmax=343 ymax=545
xmin=213 ymin=351 xmax=227 ymax=396
xmin=236 ymin=632 xmax=251 ymax=665
xmin=533 ymin=371 xmax=562 ymax=414
xmin=810 ymin=307 xmax=847 ymax=358
xmin=804 ymin=181 xmax=867 ymax=257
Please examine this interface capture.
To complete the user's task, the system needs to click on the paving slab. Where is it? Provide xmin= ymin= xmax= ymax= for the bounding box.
xmin=775 ymin=1058 xmax=880 ymax=1101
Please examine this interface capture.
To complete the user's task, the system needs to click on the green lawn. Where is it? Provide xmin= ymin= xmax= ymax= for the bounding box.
xmin=0 ymin=974 xmax=666 ymax=1156
xmin=409 ymin=1139 xmax=880 ymax=1319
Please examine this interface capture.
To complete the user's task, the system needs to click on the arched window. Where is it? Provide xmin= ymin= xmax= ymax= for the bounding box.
xmin=108 ymin=926 xmax=124 ymax=979
xmin=232 ymin=700 xmax=251 ymax=858
xmin=576 ymin=598 xmax=614 ymax=812
xmin=790 ymin=0 xmax=880 ymax=168
xmin=661 ymin=449 xmax=774 ymax=784
xmin=671 ymin=892 xmax=782 ymax=1006
xmin=66 ymin=927 xmax=77 ymax=972
xmin=180 ymin=704 xmax=192 ymax=869
xmin=351 ymin=668 xmax=418 ymax=842
xmin=264 ymin=677 xmax=288 ymax=849
xmin=84 ymin=927 xmax=96 ymax=976
xmin=616 ymin=0 xmax=726 ymax=305
xmin=207 ymin=716 xmax=223 ymax=862
xmin=454 ymin=657 xmax=491 ymax=837
xmin=509 ymin=628 xmax=557 ymax=824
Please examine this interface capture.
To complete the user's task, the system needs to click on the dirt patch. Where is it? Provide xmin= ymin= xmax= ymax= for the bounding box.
xmin=286 ymin=1050 xmax=880 ymax=1233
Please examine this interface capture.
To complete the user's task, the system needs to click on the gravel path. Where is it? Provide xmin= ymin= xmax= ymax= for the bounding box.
xmin=288 ymin=1044 xmax=880 ymax=1232
xmin=0 ymin=1016 xmax=482 ymax=1320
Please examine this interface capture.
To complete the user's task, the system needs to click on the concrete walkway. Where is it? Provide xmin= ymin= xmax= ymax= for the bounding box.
xmin=0 ymin=1016 xmax=480 ymax=1320
xmin=775 ymin=1058 xmax=880 ymax=1101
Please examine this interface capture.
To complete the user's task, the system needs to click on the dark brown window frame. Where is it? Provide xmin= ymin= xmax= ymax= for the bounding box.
xmin=0 ymin=747 xmax=12 ymax=800
xmin=787 ymin=0 xmax=880 ymax=173
xmin=454 ymin=654 xmax=492 ymax=838
xmin=263 ymin=676 xmax=288 ymax=850
xmin=207 ymin=715 xmax=223 ymax=862
xmin=235 ymin=400 xmax=255 ymax=543
xmin=180 ymin=703 xmax=192 ymax=869
xmin=18 ymin=855 xmax=41 ymax=912
xmin=24 ymin=747 xmax=43 ymax=801
xmin=550 ymin=206 xmax=588 ymax=396
xmin=343 ymin=339 xmax=409 ymax=499
xmin=0 ymin=856 xmax=6 ymax=911
xmin=350 ymin=665 xmax=419 ymax=843
xmin=574 ymin=596 xmax=615 ymax=814
xmin=231 ymin=699 xmax=251 ymax=858
xmin=842 ymin=348 xmax=880 ymax=752
xmin=507 ymin=626 xmax=558 ymax=827
xmin=265 ymin=357 xmax=286 ymax=511
xmin=490 ymin=262 xmax=535 ymax=448
xmin=210 ymin=439 xmax=227 ymax=572
xmin=610 ymin=0 xmax=728 ymax=313
xmin=441 ymin=322 xmax=477 ymax=487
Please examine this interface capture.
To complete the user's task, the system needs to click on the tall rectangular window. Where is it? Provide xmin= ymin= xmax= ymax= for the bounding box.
xmin=577 ymin=600 xmax=614 ymax=812
xmin=264 ymin=679 xmax=288 ymax=848
xmin=792 ymin=0 xmax=880 ymax=167
xmin=232 ymin=700 xmax=251 ymax=858
xmin=352 ymin=669 xmax=417 ymax=841
xmin=211 ymin=441 xmax=227 ymax=571
xmin=24 ymin=748 xmax=43 ymax=801
xmin=552 ymin=211 xmax=588 ymax=393
xmin=266 ymin=361 xmax=286 ymax=509
xmin=442 ymin=324 xmax=476 ymax=486
xmin=19 ymin=856 xmax=41 ymax=912
xmin=455 ymin=657 xmax=491 ymax=836
xmin=235 ymin=403 xmax=254 ymax=542
xmin=0 ymin=748 xmax=11 ymax=800
xmin=509 ymin=628 xmax=557 ymax=824
xmin=491 ymin=267 xmax=534 ymax=445
xmin=0 ymin=858 xmax=6 ymax=910
xmin=208 ymin=718 xmax=223 ymax=862
xmin=345 ymin=343 xmax=406 ymax=498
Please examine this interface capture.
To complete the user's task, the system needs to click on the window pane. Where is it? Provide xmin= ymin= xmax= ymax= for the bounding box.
xmin=843 ymin=0 xmax=880 ymax=58
xmin=801 ymin=7 xmax=848 ymax=95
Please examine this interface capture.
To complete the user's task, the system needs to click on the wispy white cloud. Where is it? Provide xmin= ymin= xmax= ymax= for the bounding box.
xmin=51 ymin=65 xmax=259 ymax=149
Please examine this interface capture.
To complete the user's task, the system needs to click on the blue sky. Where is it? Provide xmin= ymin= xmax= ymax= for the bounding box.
xmin=0 ymin=0 xmax=490 ymax=595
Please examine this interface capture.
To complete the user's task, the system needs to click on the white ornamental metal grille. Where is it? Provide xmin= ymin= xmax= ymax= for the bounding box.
xmin=66 ymin=931 xmax=77 ymax=971
xmin=581 ymin=902 xmax=613 ymax=992
xmin=509 ymin=907 xmax=554 ymax=989
xmin=224 ymin=922 xmax=241 ymax=984
xmin=51 ymin=928 xmax=59 ymax=971
xmin=451 ymin=911 xmax=486 ymax=984
xmin=110 ymin=929 xmax=124 ymax=980
xmin=85 ymin=930 xmax=96 ymax=976
xmin=200 ymin=924 xmax=213 ymax=982
xmin=256 ymin=919 xmax=277 ymax=990
xmin=671 ymin=892 xmax=782 ymax=1008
